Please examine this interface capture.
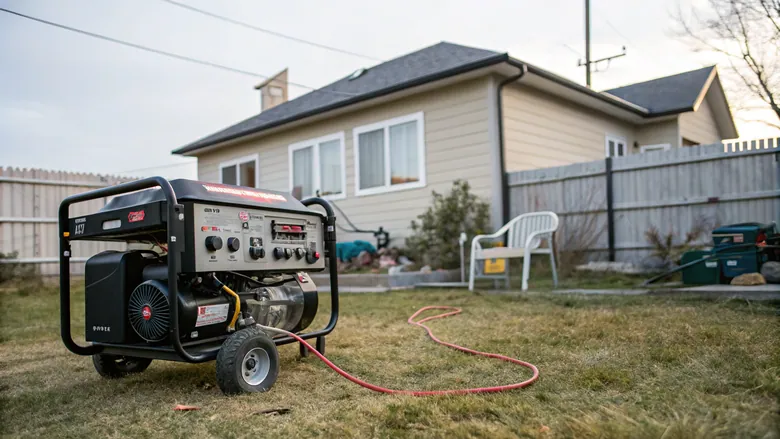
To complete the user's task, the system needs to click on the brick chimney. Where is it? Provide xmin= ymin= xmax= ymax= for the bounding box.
xmin=254 ymin=69 xmax=288 ymax=111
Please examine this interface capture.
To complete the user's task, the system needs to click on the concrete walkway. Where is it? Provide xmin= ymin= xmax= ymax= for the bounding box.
xmin=554 ymin=284 xmax=780 ymax=301
xmin=653 ymin=284 xmax=780 ymax=301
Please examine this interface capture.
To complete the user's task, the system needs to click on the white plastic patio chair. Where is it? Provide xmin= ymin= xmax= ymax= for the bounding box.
xmin=469 ymin=212 xmax=559 ymax=291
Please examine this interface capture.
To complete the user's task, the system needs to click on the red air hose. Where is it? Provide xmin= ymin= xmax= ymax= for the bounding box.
xmin=259 ymin=306 xmax=539 ymax=396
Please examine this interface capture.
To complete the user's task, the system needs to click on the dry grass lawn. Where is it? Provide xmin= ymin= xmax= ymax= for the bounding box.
xmin=1 ymin=282 xmax=779 ymax=438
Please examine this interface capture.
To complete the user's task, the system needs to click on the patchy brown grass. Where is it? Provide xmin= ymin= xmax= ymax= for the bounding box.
xmin=1 ymin=283 xmax=779 ymax=438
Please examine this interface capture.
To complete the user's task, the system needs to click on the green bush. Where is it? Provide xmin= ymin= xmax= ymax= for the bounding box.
xmin=0 ymin=251 xmax=38 ymax=284
xmin=406 ymin=180 xmax=490 ymax=269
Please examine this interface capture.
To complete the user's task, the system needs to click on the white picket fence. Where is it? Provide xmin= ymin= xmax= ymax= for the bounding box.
xmin=0 ymin=167 xmax=131 ymax=276
xmin=507 ymin=137 xmax=780 ymax=264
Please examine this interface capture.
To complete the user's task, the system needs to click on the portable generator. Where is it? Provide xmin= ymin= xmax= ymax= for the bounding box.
xmin=59 ymin=177 xmax=338 ymax=394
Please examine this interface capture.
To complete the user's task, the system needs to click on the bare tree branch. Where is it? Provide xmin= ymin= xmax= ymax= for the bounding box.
xmin=674 ymin=0 xmax=780 ymax=125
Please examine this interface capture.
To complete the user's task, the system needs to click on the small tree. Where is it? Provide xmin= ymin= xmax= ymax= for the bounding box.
xmin=406 ymin=180 xmax=490 ymax=269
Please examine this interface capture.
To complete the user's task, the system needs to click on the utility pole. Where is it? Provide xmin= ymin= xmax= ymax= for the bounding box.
xmin=585 ymin=0 xmax=591 ymax=88
xmin=578 ymin=0 xmax=627 ymax=88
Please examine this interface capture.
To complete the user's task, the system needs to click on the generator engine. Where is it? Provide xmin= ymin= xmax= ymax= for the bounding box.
xmin=60 ymin=178 xmax=338 ymax=395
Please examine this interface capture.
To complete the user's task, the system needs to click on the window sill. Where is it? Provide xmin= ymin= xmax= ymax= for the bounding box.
xmin=354 ymin=180 xmax=426 ymax=197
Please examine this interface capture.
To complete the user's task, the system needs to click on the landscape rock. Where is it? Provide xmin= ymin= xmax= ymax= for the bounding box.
xmin=398 ymin=255 xmax=414 ymax=266
xmin=388 ymin=266 xmax=405 ymax=275
xmin=378 ymin=255 xmax=397 ymax=268
xmin=420 ymin=265 xmax=432 ymax=274
xmin=760 ymin=261 xmax=780 ymax=283
xmin=730 ymin=272 xmax=767 ymax=286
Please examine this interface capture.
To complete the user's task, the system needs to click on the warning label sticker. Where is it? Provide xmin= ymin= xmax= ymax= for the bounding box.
xmin=195 ymin=304 xmax=230 ymax=327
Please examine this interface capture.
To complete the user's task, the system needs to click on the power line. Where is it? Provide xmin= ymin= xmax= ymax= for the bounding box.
xmin=591 ymin=4 xmax=641 ymax=49
xmin=159 ymin=0 xmax=382 ymax=63
xmin=0 ymin=7 xmax=357 ymax=97
xmin=561 ymin=43 xmax=583 ymax=57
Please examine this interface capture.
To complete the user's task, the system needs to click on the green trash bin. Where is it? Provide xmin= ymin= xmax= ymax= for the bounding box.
xmin=681 ymin=250 xmax=720 ymax=285
xmin=712 ymin=222 xmax=776 ymax=279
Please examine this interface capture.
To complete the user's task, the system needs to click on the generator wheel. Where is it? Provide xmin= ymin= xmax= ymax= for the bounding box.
xmin=216 ymin=326 xmax=279 ymax=395
xmin=92 ymin=354 xmax=153 ymax=379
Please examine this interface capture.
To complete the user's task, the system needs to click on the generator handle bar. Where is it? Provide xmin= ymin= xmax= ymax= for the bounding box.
xmin=59 ymin=176 xmax=212 ymax=362
xmin=272 ymin=197 xmax=340 ymax=346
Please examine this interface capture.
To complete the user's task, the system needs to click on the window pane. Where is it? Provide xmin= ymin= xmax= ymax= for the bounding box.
xmin=319 ymin=140 xmax=342 ymax=196
xmin=239 ymin=160 xmax=256 ymax=187
xmin=608 ymin=140 xmax=615 ymax=157
xmin=221 ymin=165 xmax=237 ymax=185
xmin=617 ymin=142 xmax=625 ymax=156
xmin=389 ymin=121 xmax=419 ymax=185
xmin=358 ymin=129 xmax=385 ymax=190
xmin=292 ymin=147 xmax=314 ymax=199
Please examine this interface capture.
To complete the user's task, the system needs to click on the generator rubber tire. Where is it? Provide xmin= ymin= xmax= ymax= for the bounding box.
xmin=216 ymin=326 xmax=279 ymax=395
xmin=92 ymin=354 xmax=153 ymax=379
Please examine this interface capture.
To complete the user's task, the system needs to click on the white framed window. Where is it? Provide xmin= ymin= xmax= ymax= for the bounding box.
xmin=353 ymin=111 xmax=426 ymax=196
xmin=605 ymin=134 xmax=627 ymax=158
xmin=219 ymin=154 xmax=259 ymax=187
xmin=640 ymin=143 xmax=672 ymax=153
xmin=288 ymin=132 xmax=346 ymax=200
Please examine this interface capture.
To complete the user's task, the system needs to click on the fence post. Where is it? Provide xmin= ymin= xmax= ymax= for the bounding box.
xmin=605 ymin=157 xmax=616 ymax=262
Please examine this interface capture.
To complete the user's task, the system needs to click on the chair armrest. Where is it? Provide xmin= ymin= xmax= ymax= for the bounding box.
xmin=471 ymin=227 xmax=510 ymax=251
xmin=524 ymin=230 xmax=554 ymax=250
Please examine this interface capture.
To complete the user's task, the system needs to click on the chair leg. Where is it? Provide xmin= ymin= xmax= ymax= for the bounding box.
xmin=505 ymin=259 xmax=511 ymax=289
xmin=468 ymin=256 xmax=476 ymax=291
xmin=521 ymin=253 xmax=531 ymax=291
xmin=549 ymin=250 xmax=558 ymax=288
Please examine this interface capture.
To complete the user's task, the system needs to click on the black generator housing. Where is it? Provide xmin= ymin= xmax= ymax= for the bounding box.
xmin=84 ymin=251 xmax=151 ymax=343
xmin=59 ymin=177 xmax=339 ymax=394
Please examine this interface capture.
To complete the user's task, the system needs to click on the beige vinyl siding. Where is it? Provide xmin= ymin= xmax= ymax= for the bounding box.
xmin=636 ymin=119 xmax=680 ymax=148
xmin=679 ymin=95 xmax=722 ymax=145
xmin=196 ymin=77 xmax=493 ymax=243
xmin=501 ymin=84 xmax=635 ymax=171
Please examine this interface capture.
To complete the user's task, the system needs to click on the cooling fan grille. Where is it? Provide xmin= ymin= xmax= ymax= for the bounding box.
xmin=128 ymin=280 xmax=170 ymax=342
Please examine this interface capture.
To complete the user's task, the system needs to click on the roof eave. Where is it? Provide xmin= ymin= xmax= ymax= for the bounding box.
xmin=507 ymin=58 xmax=650 ymax=116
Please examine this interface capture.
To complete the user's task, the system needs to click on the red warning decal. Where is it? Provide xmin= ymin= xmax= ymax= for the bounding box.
xmin=128 ymin=210 xmax=145 ymax=223
xmin=201 ymin=184 xmax=286 ymax=203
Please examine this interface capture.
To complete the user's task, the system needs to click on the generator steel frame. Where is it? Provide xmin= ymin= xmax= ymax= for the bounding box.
xmin=59 ymin=176 xmax=339 ymax=363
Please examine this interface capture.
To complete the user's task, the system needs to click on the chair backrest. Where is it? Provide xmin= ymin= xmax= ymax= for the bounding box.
xmin=506 ymin=212 xmax=559 ymax=250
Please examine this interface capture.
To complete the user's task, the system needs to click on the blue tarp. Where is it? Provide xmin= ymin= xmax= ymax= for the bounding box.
xmin=335 ymin=240 xmax=377 ymax=262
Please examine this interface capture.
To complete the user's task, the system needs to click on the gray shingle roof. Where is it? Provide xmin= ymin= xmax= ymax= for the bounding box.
xmin=603 ymin=66 xmax=715 ymax=114
xmin=174 ymin=43 xmax=721 ymax=155
xmin=174 ymin=42 xmax=505 ymax=154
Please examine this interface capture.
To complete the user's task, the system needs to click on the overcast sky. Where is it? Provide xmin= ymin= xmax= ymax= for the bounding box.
xmin=1 ymin=0 xmax=778 ymax=180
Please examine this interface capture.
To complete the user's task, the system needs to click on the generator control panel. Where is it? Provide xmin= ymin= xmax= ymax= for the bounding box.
xmin=191 ymin=203 xmax=325 ymax=273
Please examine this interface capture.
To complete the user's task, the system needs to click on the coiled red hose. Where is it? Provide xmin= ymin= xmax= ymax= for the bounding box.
xmin=260 ymin=305 xmax=539 ymax=396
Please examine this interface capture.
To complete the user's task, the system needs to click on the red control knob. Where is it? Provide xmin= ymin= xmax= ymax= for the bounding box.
xmin=306 ymin=250 xmax=320 ymax=264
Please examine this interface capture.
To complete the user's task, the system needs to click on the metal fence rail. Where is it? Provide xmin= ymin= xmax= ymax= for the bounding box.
xmin=0 ymin=167 xmax=130 ymax=276
xmin=507 ymin=137 xmax=780 ymax=264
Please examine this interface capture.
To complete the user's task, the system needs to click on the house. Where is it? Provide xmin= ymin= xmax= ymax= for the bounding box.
xmin=172 ymin=42 xmax=738 ymax=243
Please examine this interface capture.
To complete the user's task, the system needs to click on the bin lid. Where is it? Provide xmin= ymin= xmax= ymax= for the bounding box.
xmin=712 ymin=222 xmax=774 ymax=234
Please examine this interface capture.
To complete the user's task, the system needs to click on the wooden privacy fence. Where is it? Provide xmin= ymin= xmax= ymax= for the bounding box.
xmin=507 ymin=137 xmax=780 ymax=264
xmin=0 ymin=167 xmax=130 ymax=276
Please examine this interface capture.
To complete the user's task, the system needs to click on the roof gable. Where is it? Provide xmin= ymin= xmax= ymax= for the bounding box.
xmin=603 ymin=66 xmax=716 ymax=114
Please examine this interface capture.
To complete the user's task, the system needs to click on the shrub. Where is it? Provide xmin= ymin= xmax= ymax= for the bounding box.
xmin=406 ymin=180 xmax=490 ymax=269
xmin=644 ymin=216 xmax=714 ymax=268
xmin=0 ymin=251 xmax=38 ymax=284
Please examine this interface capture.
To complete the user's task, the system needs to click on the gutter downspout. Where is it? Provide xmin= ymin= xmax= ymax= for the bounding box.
xmin=497 ymin=64 xmax=528 ymax=225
